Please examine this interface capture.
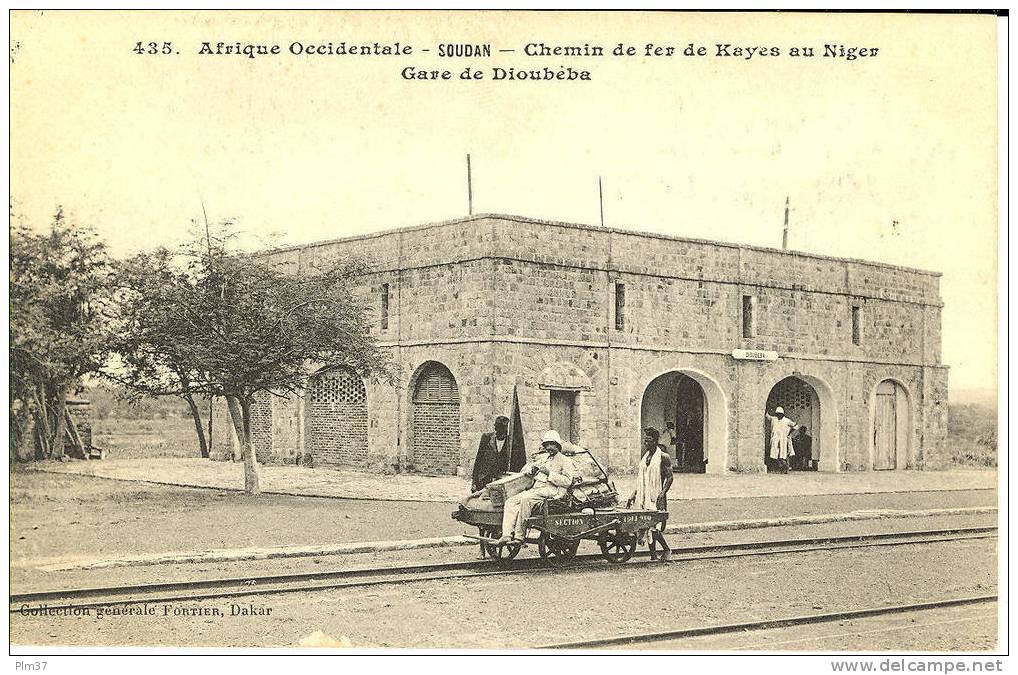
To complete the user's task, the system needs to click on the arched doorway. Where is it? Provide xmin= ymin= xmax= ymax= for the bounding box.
xmin=306 ymin=367 xmax=368 ymax=467
xmin=765 ymin=376 xmax=821 ymax=472
xmin=410 ymin=361 xmax=460 ymax=475
xmin=872 ymin=379 xmax=910 ymax=470
xmin=641 ymin=371 xmax=726 ymax=473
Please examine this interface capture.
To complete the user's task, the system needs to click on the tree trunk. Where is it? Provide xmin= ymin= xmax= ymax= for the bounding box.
xmin=226 ymin=396 xmax=245 ymax=461
xmin=207 ymin=398 xmax=214 ymax=460
xmin=238 ymin=396 xmax=261 ymax=495
xmin=30 ymin=386 xmax=50 ymax=460
xmin=64 ymin=408 xmax=86 ymax=457
xmin=10 ymin=403 xmax=34 ymax=462
xmin=49 ymin=384 xmax=68 ymax=460
xmin=183 ymin=393 xmax=209 ymax=458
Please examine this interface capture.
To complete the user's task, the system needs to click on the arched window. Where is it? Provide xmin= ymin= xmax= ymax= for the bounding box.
xmin=412 ymin=363 xmax=459 ymax=403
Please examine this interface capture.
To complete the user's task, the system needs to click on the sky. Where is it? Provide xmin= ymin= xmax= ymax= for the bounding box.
xmin=10 ymin=11 xmax=999 ymax=392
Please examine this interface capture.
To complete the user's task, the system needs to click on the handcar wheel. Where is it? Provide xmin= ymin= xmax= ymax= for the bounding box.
xmin=478 ymin=525 xmax=497 ymax=558
xmin=598 ymin=529 xmax=638 ymax=563
xmin=479 ymin=525 xmax=522 ymax=562
xmin=493 ymin=540 xmax=523 ymax=563
xmin=538 ymin=533 xmax=579 ymax=564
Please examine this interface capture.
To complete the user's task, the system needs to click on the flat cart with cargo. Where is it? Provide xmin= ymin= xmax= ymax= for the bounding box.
xmin=452 ymin=448 xmax=668 ymax=565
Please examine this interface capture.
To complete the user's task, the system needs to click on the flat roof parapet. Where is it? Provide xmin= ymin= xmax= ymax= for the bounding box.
xmin=257 ymin=213 xmax=942 ymax=279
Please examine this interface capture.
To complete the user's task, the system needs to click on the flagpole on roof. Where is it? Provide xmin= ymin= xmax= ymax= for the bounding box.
xmin=467 ymin=154 xmax=473 ymax=216
xmin=782 ymin=196 xmax=790 ymax=250
xmin=598 ymin=176 xmax=605 ymax=227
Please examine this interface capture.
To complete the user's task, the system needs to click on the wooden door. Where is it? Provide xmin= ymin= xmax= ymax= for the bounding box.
xmin=873 ymin=381 xmax=897 ymax=470
xmin=550 ymin=390 xmax=576 ymax=444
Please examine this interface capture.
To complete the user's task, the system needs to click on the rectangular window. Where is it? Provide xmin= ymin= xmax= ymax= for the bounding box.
xmin=742 ymin=295 xmax=756 ymax=338
xmin=381 ymin=283 xmax=390 ymax=330
xmin=614 ymin=282 xmax=625 ymax=331
xmin=851 ymin=305 xmax=862 ymax=345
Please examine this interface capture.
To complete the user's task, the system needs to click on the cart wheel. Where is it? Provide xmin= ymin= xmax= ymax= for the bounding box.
xmin=538 ymin=533 xmax=579 ymax=564
xmin=479 ymin=525 xmax=522 ymax=563
xmin=598 ymin=529 xmax=638 ymax=563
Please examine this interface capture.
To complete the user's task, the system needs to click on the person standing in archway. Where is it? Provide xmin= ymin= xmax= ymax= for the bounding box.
xmin=627 ymin=427 xmax=674 ymax=561
xmin=793 ymin=425 xmax=813 ymax=471
xmin=766 ymin=406 xmax=797 ymax=473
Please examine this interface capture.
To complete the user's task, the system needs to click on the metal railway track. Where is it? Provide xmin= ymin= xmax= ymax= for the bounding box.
xmin=10 ymin=525 xmax=996 ymax=613
xmin=538 ymin=595 xmax=999 ymax=649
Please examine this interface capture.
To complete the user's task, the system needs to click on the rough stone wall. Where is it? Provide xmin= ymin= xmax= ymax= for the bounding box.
xmin=489 ymin=342 xmax=608 ymax=461
xmin=918 ymin=366 xmax=950 ymax=469
xmin=616 ymin=273 xmax=739 ymax=351
xmin=923 ymin=305 xmax=943 ymax=365
xmin=250 ymin=392 xmax=273 ymax=464
xmin=270 ymin=393 xmax=302 ymax=463
xmin=254 ymin=216 xmax=942 ymax=359
xmin=488 ymin=216 xmax=940 ymax=362
xmin=208 ymin=397 xmax=234 ymax=460
xmin=364 ymin=365 xmax=400 ymax=471
xmin=240 ymin=214 xmax=946 ymax=475
xmin=493 ymin=260 xmax=605 ymax=341
xmin=399 ymin=260 xmax=493 ymax=342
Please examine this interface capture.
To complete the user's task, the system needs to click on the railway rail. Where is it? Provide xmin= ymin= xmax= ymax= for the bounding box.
xmin=10 ymin=525 xmax=996 ymax=614
xmin=538 ymin=595 xmax=998 ymax=649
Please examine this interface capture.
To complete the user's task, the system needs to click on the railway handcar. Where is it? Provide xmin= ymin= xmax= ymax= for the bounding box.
xmin=452 ymin=448 xmax=668 ymax=564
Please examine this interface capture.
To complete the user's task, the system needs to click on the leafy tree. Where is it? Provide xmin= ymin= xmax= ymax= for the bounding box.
xmin=113 ymin=224 xmax=388 ymax=494
xmin=10 ymin=209 xmax=117 ymax=459
xmin=112 ymin=246 xmax=216 ymax=456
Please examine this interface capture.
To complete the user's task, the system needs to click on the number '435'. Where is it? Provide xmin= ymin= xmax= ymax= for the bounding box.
xmin=133 ymin=42 xmax=174 ymax=55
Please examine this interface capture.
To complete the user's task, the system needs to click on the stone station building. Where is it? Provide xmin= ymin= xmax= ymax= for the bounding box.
xmin=212 ymin=214 xmax=948 ymax=476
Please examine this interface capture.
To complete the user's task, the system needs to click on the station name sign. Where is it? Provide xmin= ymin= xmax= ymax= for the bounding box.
xmin=731 ymin=349 xmax=779 ymax=362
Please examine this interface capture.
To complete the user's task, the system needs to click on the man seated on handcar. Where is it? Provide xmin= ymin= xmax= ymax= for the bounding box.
xmin=495 ymin=430 xmax=580 ymax=545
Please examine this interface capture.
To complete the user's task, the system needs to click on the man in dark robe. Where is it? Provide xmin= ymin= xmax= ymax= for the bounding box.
xmin=471 ymin=416 xmax=511 ymax=492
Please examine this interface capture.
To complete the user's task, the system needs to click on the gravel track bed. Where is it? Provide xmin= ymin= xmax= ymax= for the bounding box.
xmin=10 ymin=529 xmax=997 ymax=649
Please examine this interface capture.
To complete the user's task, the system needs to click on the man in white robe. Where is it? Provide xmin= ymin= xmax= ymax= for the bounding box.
xmin=766 ymin=406 xmax=797 ymax=472
xmin=496 ymin=430 xmax=579 ymax=544
xmin=627 ymin=427 xmax=674 ymax=560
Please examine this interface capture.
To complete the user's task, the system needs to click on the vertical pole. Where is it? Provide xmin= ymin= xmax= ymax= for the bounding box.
xmin=782 ymin=196 xmax=790 ymax=250
xmin=598 ymin=176 xmax=605 ymax=227
xmin=467 ymin=154 xmax=473 ymax=215
xmin=208 ymin=396 xmax=213 ymax=457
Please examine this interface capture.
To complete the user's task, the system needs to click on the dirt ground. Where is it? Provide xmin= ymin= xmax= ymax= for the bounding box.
xmin=646 ymin=601 xmax=998 ymax=651
xmin=28 ymin=458 xmax=998 ymax=502
xmin=10 ymin=536 xmax=998 ymax=650
xmin=9 ymin=472 xmax=461 ymax=565
xmin=10 ymin=471 xmax=996 ymax=568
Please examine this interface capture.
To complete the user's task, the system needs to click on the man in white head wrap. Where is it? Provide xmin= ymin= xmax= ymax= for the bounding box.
xmin=496 ymin=430 xmax=579 ymax=544
xmin=766 ymin=406 xmax=797 ymax=469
